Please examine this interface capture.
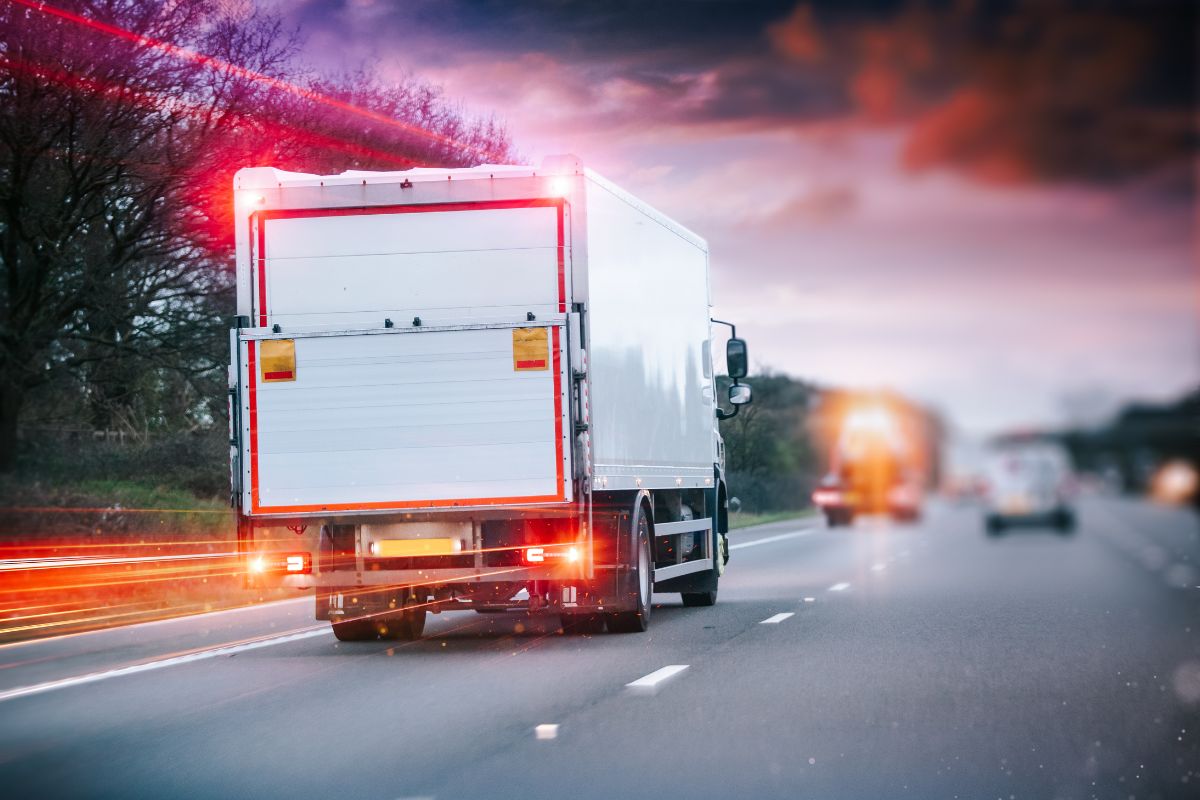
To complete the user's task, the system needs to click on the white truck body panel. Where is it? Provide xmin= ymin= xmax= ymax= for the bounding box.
xmin=239 ymin=322 xmax=568 ymax=514
xmin=258 ymin=205 xmax=562 ymax=329
xmin=232 ymin=160 xmax=717 ymax=518
xmin=583 ymin=173 xmax=714 ymax=485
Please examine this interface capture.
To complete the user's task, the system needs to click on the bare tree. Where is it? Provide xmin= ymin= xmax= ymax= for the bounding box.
xmin=0 ymin=0 xmax=514 ymax=469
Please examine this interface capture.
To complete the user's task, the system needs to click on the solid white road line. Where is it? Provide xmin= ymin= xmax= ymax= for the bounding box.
xmin=760 ymin=612 xmax=794 ymax=624
xmin=870 ymin=563 xmax=887 ymax=572
xmin=0 ymin=626 xmax=331 ymax=704
xmin=728 ymin=527 xmax=817 ymax=551
xmin=0 ymin=596 xmax=313 ymax=652
xmin=626 ymin=664 xmax=689 ymax=694
xmin=534 ymin=724 xmax=559 ymax=740
xmin=828 ymin=582 xmax=851 ymax=592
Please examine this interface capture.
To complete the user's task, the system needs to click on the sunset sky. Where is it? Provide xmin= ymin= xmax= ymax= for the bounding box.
xmin=274 ymin=0 xmax=1196 ymax=434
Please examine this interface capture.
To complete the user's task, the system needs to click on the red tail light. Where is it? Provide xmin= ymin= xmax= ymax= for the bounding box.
xmin=522 ymin=545 xmax=580 ymax=565
xmin=249 ymin=552 xmax=312 ymax=574
xmin=812 ymin=489 xmax=842 ymax=507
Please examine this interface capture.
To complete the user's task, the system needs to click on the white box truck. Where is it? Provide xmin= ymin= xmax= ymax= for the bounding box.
xmin=229 ymin=155 xmax=753 ymax=640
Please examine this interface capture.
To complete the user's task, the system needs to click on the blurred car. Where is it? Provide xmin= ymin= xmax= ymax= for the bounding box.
xmin=982 ymin=443 xmax=1076 ymax=534
xmin=813 ymin=474 xmax=856 ymax=527
xmin=814 ymin=471 xmax=923 ymax=527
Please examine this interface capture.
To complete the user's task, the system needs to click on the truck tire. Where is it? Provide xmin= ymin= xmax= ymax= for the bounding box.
xmin=560 ymin=612 xmax=605 ymax=634
xmin=606 ymin=507 xmax=652 ymax=633
xmin=331 ymin=617 xmax=382 ymax=642
xmin=383 ymin=605 xmax=426 ymax=640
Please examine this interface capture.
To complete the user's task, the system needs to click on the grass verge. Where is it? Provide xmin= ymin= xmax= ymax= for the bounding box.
xmin=729 ymin=508 xmax=817 ymax=529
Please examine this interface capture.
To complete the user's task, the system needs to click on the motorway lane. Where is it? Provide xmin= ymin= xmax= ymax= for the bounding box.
xmin=0 ymin=498 xmax=1197 ymax=799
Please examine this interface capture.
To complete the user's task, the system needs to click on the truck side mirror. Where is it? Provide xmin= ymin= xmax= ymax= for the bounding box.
xmin=726 ymin=338 xmax=748 ymax=380
xmin=729 ymin=383 xmax=752 ymax=406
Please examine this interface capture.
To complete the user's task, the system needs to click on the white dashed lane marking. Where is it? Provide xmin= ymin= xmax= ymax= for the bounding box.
xmin=828 ymin=582 xmax=851 ymax=592
xmin=760 ymin=613 xmax=795 ymax=624
xmin=626 ymin=664 xmax=689 ymax=694
xmin=534 ymin=724 xmax=559 ymax=740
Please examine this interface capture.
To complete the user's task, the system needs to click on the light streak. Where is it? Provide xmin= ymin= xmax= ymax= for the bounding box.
xmin=0 ymin=53 xmax=421 ymax=170
xmin=0 ymin=551 xmax=241 ymax=572
xmin=9 ymin=0 xmax=508 ymax=163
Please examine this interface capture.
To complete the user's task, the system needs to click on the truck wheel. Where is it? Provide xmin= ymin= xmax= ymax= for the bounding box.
xmin=331 ymin=617 xmax=382 ymax=642
xmin=606 ymin=509 xmax=652 ymax=633
xmin=384 ymin=604 xmax=426 ymax=640
xmin=560 ymin=612 xmax=605 ymax=634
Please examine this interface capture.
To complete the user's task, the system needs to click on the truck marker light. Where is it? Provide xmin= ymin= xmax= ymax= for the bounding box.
xmin=525 ymin=547 xmax=546 ymax=563
xmin=250 ymin=556 xmax=265 ymax=573
xmin=550 ymin=176 xmax=570 ymax=196
xmin=285 ymin=555 xmax=307 ymax=572
xmin=368 ymin=541 xmax=379 ymax=556
xmin=567 ymin=547 xmax=579 ymax=562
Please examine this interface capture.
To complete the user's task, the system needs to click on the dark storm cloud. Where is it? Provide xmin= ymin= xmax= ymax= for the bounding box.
xmin=292 ymin=0 xmax=1195 ymax=185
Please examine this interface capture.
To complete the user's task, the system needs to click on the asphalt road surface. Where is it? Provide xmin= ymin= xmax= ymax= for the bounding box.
xmin=1 ymin=497 xmax=1198 ymax=799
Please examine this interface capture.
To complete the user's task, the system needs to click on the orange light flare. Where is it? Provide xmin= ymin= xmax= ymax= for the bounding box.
xmin=8 ymin=0 xmax=509 ymax=163
xmin=1151 ymin=460 xmax=1199 ymax=505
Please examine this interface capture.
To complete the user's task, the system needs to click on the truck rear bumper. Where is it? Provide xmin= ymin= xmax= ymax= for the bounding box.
xmin=312 ymin=565 xmax=594 ymax=587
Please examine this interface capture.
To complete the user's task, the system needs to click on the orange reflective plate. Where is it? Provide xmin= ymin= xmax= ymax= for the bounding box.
xmin=512 ymin=327 xmax=549 ymax=371
xmin=260 ymin=339 xmax=296 ymax=382
xmin=376 ymin=538 xmax=460 ymax=558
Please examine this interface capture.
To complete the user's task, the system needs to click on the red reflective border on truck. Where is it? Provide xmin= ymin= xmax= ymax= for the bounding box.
xmin=245 ymin=198 xmax=568 ymax=514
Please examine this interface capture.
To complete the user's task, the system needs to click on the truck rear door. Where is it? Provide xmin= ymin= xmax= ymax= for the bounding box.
xmin=233 ymin=199 xmax=572 ymax=516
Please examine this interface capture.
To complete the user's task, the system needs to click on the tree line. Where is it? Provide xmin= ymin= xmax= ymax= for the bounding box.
xmin=0 ymin=0 xmax=514 ymax=471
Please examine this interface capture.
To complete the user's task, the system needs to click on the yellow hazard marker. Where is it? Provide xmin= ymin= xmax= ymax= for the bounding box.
xmin=512 ymin=327 xmax=549 ymax=371
xmin=260 ymin=339 xmax=297 ymax=382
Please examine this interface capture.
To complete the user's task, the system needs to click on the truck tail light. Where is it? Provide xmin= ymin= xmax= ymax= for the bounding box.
xmin=285 ymin=553 xmax=311 ymax=573
xmin=249 ymin=552 xmax=312 ymax=574
xmin=522 ymin=545 xmax=581 ymax=565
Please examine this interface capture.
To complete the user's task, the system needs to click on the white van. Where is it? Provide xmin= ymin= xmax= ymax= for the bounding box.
xmin=983 ymin=443 xmax=1076 ymax=534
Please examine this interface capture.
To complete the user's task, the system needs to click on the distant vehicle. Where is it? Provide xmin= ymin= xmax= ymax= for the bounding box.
xmin=982 ymin=444 xmax=1076 ymax=534
xmin=812 ymin=406 xmax=923 ymax=527
xmin=228 ymin=157 xmax=753 ymax=640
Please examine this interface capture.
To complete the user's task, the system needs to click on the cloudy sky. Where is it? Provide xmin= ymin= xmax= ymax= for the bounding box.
xmin=276 ymin=0 xmax=1196 ymax=434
